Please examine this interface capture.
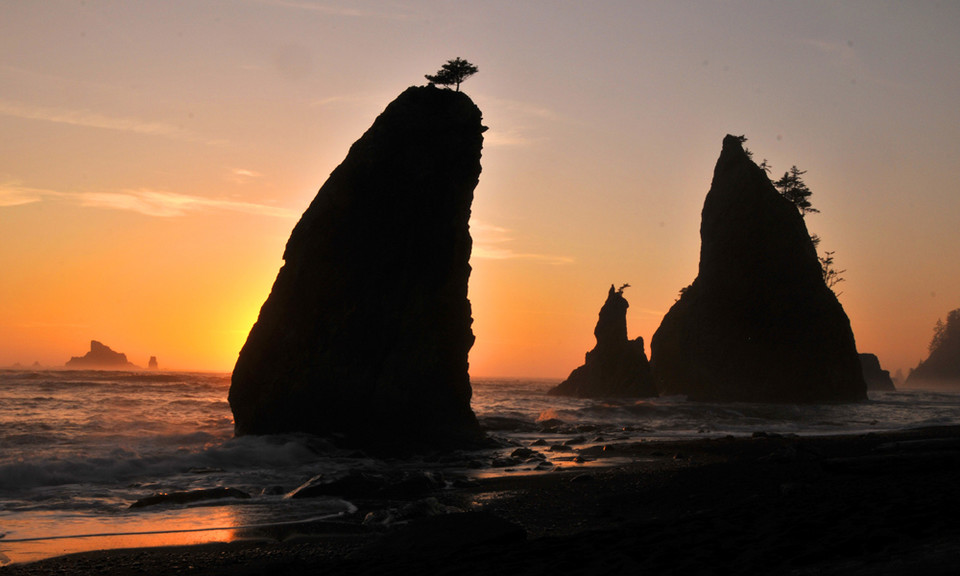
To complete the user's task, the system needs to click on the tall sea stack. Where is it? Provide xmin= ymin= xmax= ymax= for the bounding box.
xmin=650 ymin=135 xmax=866 ymax=403
xmin=549 ymin=285 xmax=656 ymax=398
xmin=229 ymin=85 xmax=485 ymax=450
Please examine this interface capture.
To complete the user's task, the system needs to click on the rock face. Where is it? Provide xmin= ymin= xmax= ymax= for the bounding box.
xmin=148 ymin=356 xmax=159 ymax=370
xmin=907 ymin=308 xmax=960 ymax=388
xmin=229 ymin=85 xmax=485 ymax=450
xmin=66 ymin=340 xmax=136 ymax=369
xmin=650 ymin=135 xmax=866 ymax=403
xmin=859 ymin=353 xmax=895 ymax=391
xmin=549 ymin=285 xmax=656 ymax=398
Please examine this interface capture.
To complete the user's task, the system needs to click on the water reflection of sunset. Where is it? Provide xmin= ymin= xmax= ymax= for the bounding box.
xmin=1 ymin=500 xmax=358 ymax=565
xmin=1 ymin=507 xmax=241 ymax=565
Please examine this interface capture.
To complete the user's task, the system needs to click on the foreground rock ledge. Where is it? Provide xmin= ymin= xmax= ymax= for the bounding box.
xmin=230 ymin=85 xmax=485 ymax=450
xmin=650 ymin=135 xmax=866 ymax=403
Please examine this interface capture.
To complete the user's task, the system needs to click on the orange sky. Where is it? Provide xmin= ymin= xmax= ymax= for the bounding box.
xmin=2 ymin=2 xmax=960 ymax=377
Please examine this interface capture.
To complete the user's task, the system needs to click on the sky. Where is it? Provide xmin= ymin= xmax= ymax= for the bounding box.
xmin=1 ymin=1 xmax=959 ymax=378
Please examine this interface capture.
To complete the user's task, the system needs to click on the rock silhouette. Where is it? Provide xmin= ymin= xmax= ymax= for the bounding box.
xmin=907 ymin=308 xmax=960 ymax=388
xmin=148 ymin=356 xmax=159 ymax=370
xmin=230 ymin=85 xmax=485 ymax=450
xmin=66 ymin=340 xmax=136 ymax=369
xmin=549 ymin=285 xmax=656 ymax=398
xmin=650 ymin=135 xmax=866 ymax=403
xmin=859 ymin=353 xmax=895 ymax=391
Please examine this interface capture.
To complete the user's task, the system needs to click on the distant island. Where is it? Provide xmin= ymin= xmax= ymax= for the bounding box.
xmin=66 ymin=340 xmax=137 ymax=369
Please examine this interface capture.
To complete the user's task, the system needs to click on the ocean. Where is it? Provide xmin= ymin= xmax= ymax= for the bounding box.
xmin=2 ymin=369 xmax=959 ymax=565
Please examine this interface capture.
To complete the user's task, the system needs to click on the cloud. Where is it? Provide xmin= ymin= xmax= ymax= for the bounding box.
xmin=74 ymin=189 xmax=298 ymax=218
xmin=0 ymin=100 xmax=195 ymax=140
xmin=231 ymin=168 xmax=263 ymax=184
xmin=0 ymin=183 xmax=297 ymax=219
xmin=0 ymin=183 xmax=45 ymax=207
xmin=471 ymin=220 xmax=573 ymax=264
xmin=483 ymin=128 xmax=533 ymax=148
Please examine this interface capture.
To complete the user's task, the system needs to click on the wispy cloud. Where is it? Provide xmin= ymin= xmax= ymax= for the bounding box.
xmin=483 ymin=128 xmax=533 ymax=148
xmin=309 ymin=95 xmax=353 ymax=108
xmin=477 ymin=97 xmax=565 ymax=149
xmin=0 ymin=183 xmax=46 ymax=207
xmin=230 ymin=168 xmax=263 ymax=184
xmin=471 ymin=221 xmax=573 ymax=264
xmin=0 ymin=100 xmax=194 ymax=140
xmin=0 ymin=183 xmax=297 ymax=219
xmin=74 ymin=189 xmax=297 ymax=218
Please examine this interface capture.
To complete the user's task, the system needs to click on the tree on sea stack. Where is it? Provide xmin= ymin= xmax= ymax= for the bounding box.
xmin=775 ymin=165 xmax=819 ymax=217
xmin=425 ymin=57 xmax=478 ymax=91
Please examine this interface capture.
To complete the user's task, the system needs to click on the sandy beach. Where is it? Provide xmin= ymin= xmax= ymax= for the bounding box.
xmin=4 ymin=425 xmax=960 ymax=575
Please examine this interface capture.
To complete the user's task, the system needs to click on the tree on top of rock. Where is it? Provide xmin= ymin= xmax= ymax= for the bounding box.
xmin=425 ymin=57 xmax=478 ymax=92
xmin=775 ymin=165 xmax=819 ymax=217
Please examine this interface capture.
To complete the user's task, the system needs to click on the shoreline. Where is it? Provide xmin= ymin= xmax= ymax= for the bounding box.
xmin=5 ymin=425 xmax=960 ymax=575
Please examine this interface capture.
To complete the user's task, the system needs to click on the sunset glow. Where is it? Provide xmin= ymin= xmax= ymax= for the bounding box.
xmin=2 ymin=2 xmax=959 ymax=377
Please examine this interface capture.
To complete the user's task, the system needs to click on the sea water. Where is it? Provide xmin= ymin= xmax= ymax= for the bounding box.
xmin=1 ymin=369 xmax=959 ymax=564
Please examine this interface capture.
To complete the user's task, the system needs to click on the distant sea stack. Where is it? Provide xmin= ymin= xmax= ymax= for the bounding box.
xmin=148 ymin=356 xmax=159 ymax=370
xmin=66 ymin=340 xmax=136 ymax=369
xmin=650 ymin=135 xmax=866 ymax=403
xmin=859 ymin=353 xmax=895 ymax=391
xmin=907 ymin=308 xmax=960 ymax=388
xmin=549 ymin=285 xmax=656 ymax=398
xmin=229 ymin=85 xmax=485 ymax=450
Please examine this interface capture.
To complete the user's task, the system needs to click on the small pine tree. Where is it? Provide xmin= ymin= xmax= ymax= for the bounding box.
xmin=775 ymin=165 xmax=819 ymax=217
xmin=425 ymin=57 xmax=478 ymax=92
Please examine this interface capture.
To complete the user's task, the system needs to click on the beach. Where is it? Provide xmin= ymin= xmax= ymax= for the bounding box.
xmin=5 ymin=425 xmax=960 ymax=575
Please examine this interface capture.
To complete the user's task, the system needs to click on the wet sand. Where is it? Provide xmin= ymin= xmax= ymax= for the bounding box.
xmin=5 ymin=425 xmax=960 ymax=575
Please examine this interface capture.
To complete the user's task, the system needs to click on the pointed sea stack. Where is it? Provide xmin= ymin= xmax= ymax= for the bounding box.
xmin=549 ymin=285 xmax=656 ymax=398
xmin=650 ymin=135 xmax=866 ymax=402
xmin=229 ymin=85 xmax=485 ymax=450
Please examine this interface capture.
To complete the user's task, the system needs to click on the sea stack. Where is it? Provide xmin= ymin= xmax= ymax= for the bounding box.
xmin=859 ymin=353 xmax=895 ymax=391
xmin=148 ymin=356 xmax=159 ymax=370
xmin=229 ymin=85 xmax=485 ymax=450
xmin=66 ymin=340 xmax=136 ymax=369
xmin=549 ymin=285 xmax=656 ymax=398
xmin=650 ymin=135 xmax=866 ymax=403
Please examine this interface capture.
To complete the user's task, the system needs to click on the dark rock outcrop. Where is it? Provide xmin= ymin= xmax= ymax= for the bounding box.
xmin=66 ymin=340 xmax=136 ymax=369
xmin=549 ymin=285 xmax=656 ymax=398
xmin=907 ymin=308 xmax=960 ymax=388
xmin=229 ymin=85 xmax=485 ymax=450
xmin=650 ymin=135 xmax=866 ymax=403
xmin=860 ymin=353 xmax=895 ymax=391
xmin=148 ymin=356 xmax=159 ymax=370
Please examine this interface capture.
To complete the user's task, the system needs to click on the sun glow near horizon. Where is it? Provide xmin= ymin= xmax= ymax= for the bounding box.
xmin=2 ymin=2 xmax=960 ymax=377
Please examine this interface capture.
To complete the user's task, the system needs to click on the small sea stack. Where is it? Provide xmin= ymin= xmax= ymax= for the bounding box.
xmin=859 ymin=353 xmax=895 ymax=391
xmin=66 ymin=340 xmax=136 ymax=369
xmin=549 ymin=284 xmax=656 ymax=398
xmin=650 ymin=135 xmax=866 ymax=403
xmin=230 ymin=85 xmax=485 ymax=451
xmin=148 ymin=356 xmax=159 ymax=370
